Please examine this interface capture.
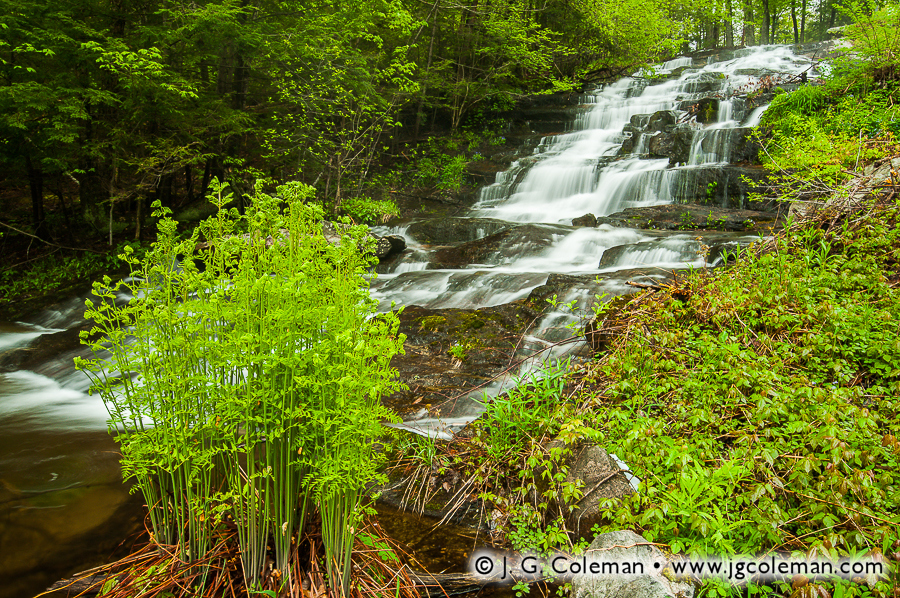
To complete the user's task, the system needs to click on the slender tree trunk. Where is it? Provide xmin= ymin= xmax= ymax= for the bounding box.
xmin=135 ymin=191 xmax=142 ymax=241
xmin=185 ymin=164 xmax=195 ymax=204
xmin=801 ymin=0 xmax=807 ymax=42
xmin=792 ymin=0 xmax=799 ymax=43
xmin=55 ymin=179 xmax=74 ymax=244
xmin=744 ymin=0 xmax=756 ymax=45
xmin=726 ymin=0 xmax=735 ymax=47
xmin=414 ymin=5 xmax=439 ymax=140
xmin=762 ymin=0 xmax=770 ymax=43
xmin=25 ymin=152 xmax=52 ymax=241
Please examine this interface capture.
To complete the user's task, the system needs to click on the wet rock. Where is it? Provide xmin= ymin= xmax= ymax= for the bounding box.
xmin=734 ymin=67 xmax=778 ymax=77
xmin=405 ymin=218 xmax=511 ymax=245
xmin=572 ymin=214 xmax=598 ymax=228
xmin=728 ymin=127 xmax=763 ymax=164
xmin=385 ymin=234 xmax=407 ymax=255
xmin=630 ymin=114 xmax=650 ymax=129
xmin=555 ymin=444 xmax=636 ymax=538
xmin=648 ymin=110 xmax=678 ymax=133
xmin=600 ymin=203 xmax=778 ymax=232
xmin=651 ymin=165 xmax=771 ymax=210
xmin=598 ymin=238 xmax=704 ymax=270
xmin=571 ymin=530 xmax=695 ymax=598
xmin=693 ymin=98 xmax=720 ymax=124
xmin=429 ymin=223 xmax=569 ymax=269
xmin=647 ymin=129 xmax=693 ymax=164
xmin=385 ymin=301 xmax=543 ymax=420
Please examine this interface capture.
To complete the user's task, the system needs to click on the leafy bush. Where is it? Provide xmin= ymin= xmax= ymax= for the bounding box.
xmin=76 ymin=179 xmax=406 ymax=595
xmin=840 ymin=0 xmax=900 ymax=70
xmin=474 ymin=360 xmax=571 ymax=460
xmin=341 ymin=195 xmax=399 ymax=224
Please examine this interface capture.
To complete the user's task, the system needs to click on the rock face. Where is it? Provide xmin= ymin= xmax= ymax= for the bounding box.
xmin=691 ymin=98 xmax=720 ymax=124
xmin=571 ymin=530 xmax=695 ymax=598
xmin=601 ymin=203 xmax=779 ymax=232
xmin=559 ymin=445 xmax=636 ymax=538
xmin=321 ymin=221 xmax=404 ymax=260
xmin=385 ymin=301 xmax=544 ymax=419
xmin=648 ymin=110 xmax=678 ymax=132
xmin=405 ymin=217 xmax=511 ymax=245
xmin=647 ymin=129 xmax=693 ymax=164
xmin=572 ymin=213 xmax=599 ymax=228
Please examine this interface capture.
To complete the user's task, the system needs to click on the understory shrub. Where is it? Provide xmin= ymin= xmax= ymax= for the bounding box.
xmin=76 ymin=179 xmax=405 ymax=595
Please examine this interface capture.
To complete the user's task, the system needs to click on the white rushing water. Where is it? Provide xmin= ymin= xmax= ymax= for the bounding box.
xmin=472 ymin=45 xmax=816 ymax=224
xmin=2 ymin=46 xmax=816 ymax=438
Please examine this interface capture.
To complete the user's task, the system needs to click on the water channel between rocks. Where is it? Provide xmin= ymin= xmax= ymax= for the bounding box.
xmin=0 ymin=44 xmax=819 ymax=598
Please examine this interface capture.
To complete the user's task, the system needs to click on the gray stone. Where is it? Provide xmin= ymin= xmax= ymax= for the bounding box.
xmin=647 ymin=129 xmax=692 ymax=165
xmin=385 ymin=235 xmax=407 ymax=254
xmin=572 ymin=213 xmax=599 ymax=228
xmin=405 ymin=217 xmax=511 ymax=244
xmin=648 ymin=111 xmax=678 ymax=132
xmin=550 ymin=444 xmax=636 ymax=538
xmin=571 ymin=530 xmax=695 ymax=598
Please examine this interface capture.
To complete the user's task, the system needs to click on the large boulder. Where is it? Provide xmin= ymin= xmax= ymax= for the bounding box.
xmin=558 ymin=445 xmax=637 ymax=538
xmin=647 ymin=129 xmax=693 ymax=165
xmin=648 ymin=110 xmax=678 ymax=133
xmin=692 ymin=98 xmax=720 ymax=124
xmin=602 ymin=204 xmax=780 ymax=233
xmin=572 ymin=213 xmax=599 ymax=228
xmin=571 ymin=530 xmax=695 ymax=598
xmin=405 ymin=217 xmax=511 ymax=245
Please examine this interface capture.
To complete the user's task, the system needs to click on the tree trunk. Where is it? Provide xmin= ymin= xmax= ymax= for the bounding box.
xmin=55 ymin=178 xmax=74 ymax=244
xmin=792 ymin=0 xmax=799 ymax=43
xmin=185 ymin=164 xmax=195 ymax=204
xmin=800 ymin=0 xmax=807 ymax=42
xmin=25 ymin=152 xmax=52 ymax=241
xmin=726 ymin=0 xmax=735 ymax=47
xmin=414 ymin=6 xmax=439 ymax=140
xmin=743 ymin=0 xmax=756 ymax=45
xmin=200 ymin=159 xmax=214 ymax=201
xmin=762 ymin=0 xmax=770 ymax=44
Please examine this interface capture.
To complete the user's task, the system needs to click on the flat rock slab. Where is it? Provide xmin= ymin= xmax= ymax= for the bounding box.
xmin=600 ymin=203 xmax=780 ymax=232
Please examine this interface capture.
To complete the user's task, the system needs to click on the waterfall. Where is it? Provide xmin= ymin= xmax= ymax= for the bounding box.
xmin=472 ymin=45 xmax=817 ymax=223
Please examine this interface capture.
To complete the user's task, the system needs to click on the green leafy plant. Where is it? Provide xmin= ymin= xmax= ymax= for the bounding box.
xmin=76 ymin=178 xmax=406 ymax=595
xmin=341 ymin=196 xmax=399 ymax=224
xmin=586 ymin=197 xmax=900 ymax=595
xmin=678 ymin=211 xmax=696 ymax=230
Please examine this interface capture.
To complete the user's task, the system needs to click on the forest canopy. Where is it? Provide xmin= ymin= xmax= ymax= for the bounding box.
xmin=0 ymin=0 xmax=877 ymax=244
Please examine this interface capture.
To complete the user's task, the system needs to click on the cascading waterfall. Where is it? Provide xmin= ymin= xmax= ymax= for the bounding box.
xmin=0 ymin=46 xmax=821 ymax=588
xmin=472 ymin=45 xmax=816 ymax=223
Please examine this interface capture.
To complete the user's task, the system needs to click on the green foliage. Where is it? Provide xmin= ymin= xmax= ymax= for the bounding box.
xmin=76 ymin=179 xmax=406 ymax=594
xmin=0 ymin=241 xmax=144 ymax=301
xmin=341 ymin=196 xmax=400 ymax=224
xmin=571 ymin=0 xmax=683 ymax=76
xmin=474 ymin=361 xmax=572 ymax=460
xmin=839 ymin=0 xmax=900 ymax=70
xmin=757 ymin=72 xmax=899 ymax=199
xmin=584 ymin=202 xmax=900 ymax=595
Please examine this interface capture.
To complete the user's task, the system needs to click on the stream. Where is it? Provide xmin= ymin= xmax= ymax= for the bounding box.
xmin=0 ymin=44 xmax=818 ymax=598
